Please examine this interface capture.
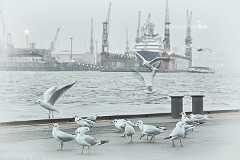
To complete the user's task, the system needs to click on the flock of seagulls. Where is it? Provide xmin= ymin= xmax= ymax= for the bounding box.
xmin=35 ymin=52 xmax=209 ymax=154
xmin=111 ymin=112 xmax=208 ymax=147
xmin=50 ymin=111 xmax=208 ymax=154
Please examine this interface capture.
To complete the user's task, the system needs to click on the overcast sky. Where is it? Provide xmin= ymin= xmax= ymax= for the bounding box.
xmin=0 ymin=0 xmax=239 ymax=72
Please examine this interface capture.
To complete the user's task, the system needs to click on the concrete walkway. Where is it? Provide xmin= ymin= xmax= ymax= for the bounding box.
xmin=0 ymin=112 xmax=240 ymax=160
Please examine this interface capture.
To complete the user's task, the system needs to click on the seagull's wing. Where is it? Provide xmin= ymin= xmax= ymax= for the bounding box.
xmin=169 ymin=126 xmax=180 ymax=137
xmin=48 ymin=82 xmax=76 ymax=105
xmin=149 ymin=57 xmax=161 ymax=65
xmin=84 ymin=135 xmax=97 ymax=146
xmin=43 ymin=86 xmax=58 ymax=102
xmin=132 ymin=70 xmax=145 ymax=84
xmin=151 ymin=61 xmax=161 ymax=82
xmin=135 ymin=52 xmax=146 ymax=63
xmin=55 ymin=129 xmax=75 ymax=142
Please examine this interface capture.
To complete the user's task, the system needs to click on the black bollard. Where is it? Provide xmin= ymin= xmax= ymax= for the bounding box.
xmin=191 ymin=95 xmax=204 ymax=114
xmin=170 ymin=96 xmax=184 ymax=118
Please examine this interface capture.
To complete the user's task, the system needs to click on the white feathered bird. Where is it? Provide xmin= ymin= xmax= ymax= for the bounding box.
xmin=52 ymin=123 xmax=75 ymax=150
xmin=36 ymin=82 xmax=76 ymax=119
xmin=75 ymin=127 xmax=109 ymax=154
xmin=136 ymin=120 xmax=166 ymax=142
xmin=123 ymin=121 xmax=135 ymax=143
xmin=164 ymin=121 xmax=185 ymax=147
xmin=74 ymin=116 xmax=95 ymax=128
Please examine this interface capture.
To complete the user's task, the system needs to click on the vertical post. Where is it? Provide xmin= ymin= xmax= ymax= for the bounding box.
xmin=69 ymin=37 xmax=73 ymax=61
xmin=170 ymin=96 xmax=184 ymax=118
xmin=191 ymin=95 xmax=204 ymax=114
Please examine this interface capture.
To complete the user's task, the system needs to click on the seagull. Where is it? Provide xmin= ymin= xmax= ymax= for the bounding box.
xmin=180 ymin=112 xmax=200 ymax=125
xmin=135 ymin=52 xmax=162 ymax=70
xmin=176 ymin=121 xmax=194 ymax=138
xmin=84 ymin=114 xmax=98 ymax=122
xmin=75 ymin=126 xmax=90 ymax=135
xmin=52 ymin=123 xmax=75 ymax=150
xmin=122 ymin=121 xmax=135 ymax=143
xmin=164 ymin=121 xmax=185 ymax=147
xmin=190 ymin=114 xmax=208 ymax=123
xmin=74 ymin=116 xmax=95 ymax=128
xmin=112 ymin=119 xmax=127 ymax=133
xmin=36 ymin=82 xmax=76 ymax=119
xmin=136 ymin=120 xmax=166 ymax=142
xmin=75 ymin=127 xmax=109 ymax=154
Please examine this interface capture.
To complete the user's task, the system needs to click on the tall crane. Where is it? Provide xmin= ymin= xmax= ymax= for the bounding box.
xmin=50 ymin=27 xmax=60 ymax=52
xmin=90 ymin=18 xmax=94 ymax=55
xmin=136 ymin=11 xmax=142 ymax=43
xmin=102 ymin=2 xmax=112 ymax=53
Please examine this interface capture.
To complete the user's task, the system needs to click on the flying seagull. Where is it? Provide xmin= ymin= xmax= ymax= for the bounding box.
xmin=135 ymin=52 xmax=162 ymax=70
xmin=132 ymin=61 xmax=160 ymax=93
xmin=52 ymin=123 xmax=75 ymax=150
xmin=36 ymin=81 xmax=76 ymax=119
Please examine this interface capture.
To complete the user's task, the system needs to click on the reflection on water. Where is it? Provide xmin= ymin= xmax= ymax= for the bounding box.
xmin=0 ymin=71 xmax=239 ymax=122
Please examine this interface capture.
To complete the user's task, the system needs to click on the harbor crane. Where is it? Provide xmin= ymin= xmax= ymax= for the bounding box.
xmin=102 ymin=2 xmax=112 ymax=53
xmin=50 ymin=27 xmax=60 ymax=52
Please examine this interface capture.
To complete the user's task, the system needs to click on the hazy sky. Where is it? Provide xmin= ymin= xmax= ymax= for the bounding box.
xmin=0 ymin=0 xmax=239 ymax=72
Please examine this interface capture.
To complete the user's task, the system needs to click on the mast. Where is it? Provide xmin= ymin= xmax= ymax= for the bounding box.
xmin=163 ymin=0 xmax=171 ymax=51
xmin=185 ymin=9 xmax=193 ymax=67
xmin=126 ymin=28 xmax=129 ymax=54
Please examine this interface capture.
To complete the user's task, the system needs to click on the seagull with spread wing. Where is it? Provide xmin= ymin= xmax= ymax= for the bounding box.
xmin=36 ymin=81 xmax=76 ymax=119
xmin=135 ymin=52 xmax=162 ymax=71
xmin=132 ymin=61 xmax=160 ymax=93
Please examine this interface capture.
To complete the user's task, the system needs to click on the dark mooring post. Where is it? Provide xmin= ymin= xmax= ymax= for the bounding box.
xmin=170 ymin=96 xmax=184 ymax=118
xmin=191 ymin=95 xmax=204 ymax=114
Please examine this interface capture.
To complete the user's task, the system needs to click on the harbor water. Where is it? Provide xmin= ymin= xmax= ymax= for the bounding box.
xmin=0 ymin=71 xmax=239 ymax=122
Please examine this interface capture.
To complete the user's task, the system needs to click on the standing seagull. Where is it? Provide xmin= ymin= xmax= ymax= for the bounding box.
xmin=164 ymin=121 xmax=185 ymax=147
xmin=123 ymin=122 xmax=135 ymax=143
xmin=36 ymin=82 xmax=76 ymax=119
xmin=52 ymin=123 xmax=75 ymax=150
xmin=75 ymin=127 xmax=109 ymax=154
xmin=136 ymin=120 xmax=166 ymax=142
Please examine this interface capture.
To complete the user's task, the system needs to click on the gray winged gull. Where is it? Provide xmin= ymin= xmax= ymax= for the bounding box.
xmin=75 ymin=127 xmax=109 ymax=154
xmin=36 ymin=81 xmax=76 ymax=119
xmin=52 ymin=123 xmax=75 ymax=150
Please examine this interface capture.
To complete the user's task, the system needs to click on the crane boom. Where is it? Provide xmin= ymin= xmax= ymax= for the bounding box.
xmin=50 ymin=27 xmax=60 ymax=51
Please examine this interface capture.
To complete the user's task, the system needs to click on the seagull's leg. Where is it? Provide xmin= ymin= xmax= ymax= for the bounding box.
xmin=60 ymin=141 xmax=63 ymax=150
xmin=150 ymin=136 xmax=154 ymax=143
xmin=52 ymin=111 xmax=54 ymax=119
xmin=139 ymin=134 xmax=144 ymax=140
xmin=172 ymin=140 xmax=175 ymax=147
xmin=180 ymin=138 xmax=183 ymax=147
xmin=81 ymin=146 xmax=84 ymax=154
xmin=130 ymin=135 xmax=133 ymax=143
xmin=48 ymin=111 xmax=51 ymax=119
xmin=88 ymin=146 xmax=90 ymax=154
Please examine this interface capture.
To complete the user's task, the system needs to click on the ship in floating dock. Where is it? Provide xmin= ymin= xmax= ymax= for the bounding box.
xmin=99 ymin=1 xmax=212 ymax=72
